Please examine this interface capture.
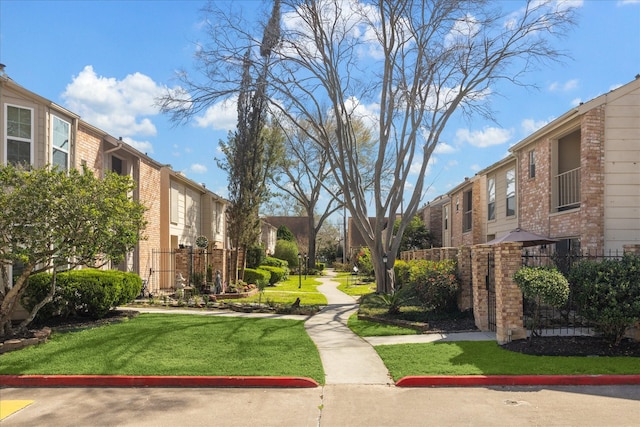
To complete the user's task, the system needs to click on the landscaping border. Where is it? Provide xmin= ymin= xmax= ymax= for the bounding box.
xmin=396 ymin=375 xmax=640 ymax=387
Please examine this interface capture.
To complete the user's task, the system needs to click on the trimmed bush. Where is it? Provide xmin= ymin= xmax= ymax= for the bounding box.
xmin=274 ymin=239 xmax=299 ymax=268
xmin=259 ymin=265 xmax=288 ymax=284
xmin=22 ymin=269 xmax=142 ymax=320
xmin=354 ymin=248 xmax=374 ymax=277
xmin=393 ymin=259 xmax=411 ymax=289
xmin=243 ymin=268 xmax=272 ymax=287
xmin=406 ymin=259 xmax=458 ymax=312
xmin=262 ymin=256 xmax=289 ymax=268
xmin=569 ymin=254 xmax=640 ymax=345
xmin=514 ymin=266 xmax=569 ymax=337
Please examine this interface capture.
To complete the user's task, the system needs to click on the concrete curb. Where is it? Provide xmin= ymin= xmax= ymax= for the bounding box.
xmin=0 ymin=375 xmax=319 ymax=388
xmin=396 ymin=374 xmax=640 ymax=387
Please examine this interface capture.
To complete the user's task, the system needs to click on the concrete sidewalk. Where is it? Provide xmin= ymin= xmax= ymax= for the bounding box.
xmin=303 ymin=273 xmax=392 ymax=385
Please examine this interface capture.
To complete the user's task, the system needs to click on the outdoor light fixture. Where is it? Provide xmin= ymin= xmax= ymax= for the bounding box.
xmin=382 ymin=253 xmax=388 ymax=264
xmin=382 ymin=253 xmax=388 ymax=292
xmin=298 ymin=253 xmax=302 ymax=289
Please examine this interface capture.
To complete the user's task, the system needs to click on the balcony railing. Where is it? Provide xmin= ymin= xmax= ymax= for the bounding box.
xmin=555 ymin=167 xmax=581 ymax=211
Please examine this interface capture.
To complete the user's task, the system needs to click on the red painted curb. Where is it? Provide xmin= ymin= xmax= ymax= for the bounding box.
xmin=396 ymin=375 xmax=640 ymax=387
xmin=0 ymin=375 xmax=319 ymax=388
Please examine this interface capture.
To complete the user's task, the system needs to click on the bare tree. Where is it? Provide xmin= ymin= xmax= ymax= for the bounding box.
xmin=266 ymin=0 xmax=576 ymax=293
xmin=271 ymin=116 xmax=379 ymax=268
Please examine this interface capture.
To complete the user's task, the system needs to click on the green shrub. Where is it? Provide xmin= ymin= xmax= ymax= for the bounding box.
xmin=406 ymin=259 xmax=458 ymax=312
xmin=276 ymin=225 xmax=296 ymax=242
xmin=514 ymin=266 xmax=569 ymax=338
xmin=22 ymin=270 xmax=142 ymax=320
xmin=274 ymin=240 xmax=299 ymax=268
xmin=243 ymin=268 xmax=272 ymax=287
xmin=262 ymin=256 xmax=289 ymax=268
xmin=246 ymin=245 xmax=265 ymax=269
xmin=259 ymin=265 xmax=288 ymax=284
xmin=513 ymin=266 xmax=569 ymax=308
xmin=354 ymin=248 xmax=374 ymax=277
xmin=393 ymin=260 xmax=411 ymax=289
xmin=569 ymin=254 xmax=640 ymax=345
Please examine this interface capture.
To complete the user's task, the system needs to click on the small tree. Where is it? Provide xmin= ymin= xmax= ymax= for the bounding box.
xmin=276 ymin=225 xmax=296 ymax=242
xmin=0 ymin=164 xmax=146 ymax=336
xmin=273 ymin=239 xmax=299 ymax=269
xmin=514 ymin=266 xmax=569 ymax=342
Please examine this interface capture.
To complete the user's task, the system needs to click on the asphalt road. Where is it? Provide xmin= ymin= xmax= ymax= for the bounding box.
xmin=2 ymin=384 xmax=640 ymax=426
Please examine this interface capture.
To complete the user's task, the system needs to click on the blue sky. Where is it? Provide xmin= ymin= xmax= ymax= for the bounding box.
xmin=1 ymin=0 xmax=639 ymax=211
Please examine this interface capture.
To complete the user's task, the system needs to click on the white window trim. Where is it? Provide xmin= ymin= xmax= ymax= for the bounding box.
xmin=51 ymin=115 xmax=71 ymax=170
xmin=4 ymin=103 xmax=34 ymax=165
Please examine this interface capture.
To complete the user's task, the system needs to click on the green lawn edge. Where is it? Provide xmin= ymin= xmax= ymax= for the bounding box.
xmin=375 ymin=341 xmax=640 ymax=380
xmin=0 ymin=313 xmax=325 ymax=384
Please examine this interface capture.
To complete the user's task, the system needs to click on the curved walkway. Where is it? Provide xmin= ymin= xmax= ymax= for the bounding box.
xmin=304 ymin=271 xmax=392 ymax=385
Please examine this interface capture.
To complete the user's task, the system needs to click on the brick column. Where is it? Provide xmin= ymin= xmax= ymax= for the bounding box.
xmin=623 ymin=244 xmax=640 ymax=256
xmin=455 ymin=247 xmax=472 ymax=311
xmin=494 ymin=242 xmax=525 ymax=344
xmin=471 ymin=245 xmax=492 ymax=331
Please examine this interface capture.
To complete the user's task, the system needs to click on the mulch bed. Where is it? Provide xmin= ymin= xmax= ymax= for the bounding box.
xmin=501 ymin=335 xmax=640 ymax=357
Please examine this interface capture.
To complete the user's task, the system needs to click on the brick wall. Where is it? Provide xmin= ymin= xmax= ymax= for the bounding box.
xmin=76 ymin=125 xmax=103 ymax=174
xmin=137 ymin=159 xmax=162 ymax=290
xmin=516 ymin=137 xmax=551 ymax=235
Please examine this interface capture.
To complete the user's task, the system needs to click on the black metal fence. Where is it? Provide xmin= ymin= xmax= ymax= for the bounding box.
xmin=520 ymin=249 xmax=624 ymax=336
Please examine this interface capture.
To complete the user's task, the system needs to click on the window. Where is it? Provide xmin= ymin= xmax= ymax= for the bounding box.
xmin=112 ymin=156 xmax=124 ymax=175
xmin=528 ymin=150 xmax=536 ymax=178
xmin=170 ymin=181 xmax=180 ymax=224
xmin=506 ymin=168 xmax=516 ymax=217
xmin=52 ymin=116 xmax=70 ymax=170
xmin=443 ymin=205 xmax=449 ymax=230
xmin=487 ymin=177 xmax=495 ymax=220
xmin=463 ymin=190 xmax=472 ymax=232
xmin=5 ymin=105 xmax=33 ymax=165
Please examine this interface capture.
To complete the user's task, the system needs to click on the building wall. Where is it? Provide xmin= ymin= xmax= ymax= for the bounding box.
xmin=137 ymin=158 xmax=162 ymax=283
xmin=604 ymin=84 xmax=640 ymax=252
xmin=485 ymin=159 xmax=518 ymax=240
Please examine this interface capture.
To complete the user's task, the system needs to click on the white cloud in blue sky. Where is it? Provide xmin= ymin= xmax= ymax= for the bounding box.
xmin=455 ymin=127 xmax=513 ymax=148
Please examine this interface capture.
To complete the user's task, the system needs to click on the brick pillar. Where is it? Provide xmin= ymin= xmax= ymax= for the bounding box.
xmin=580 ymin=107 xmax=605 ymax=253
xmin=471 ymin=245 xmax=492 ymax=331
xmin=455 ymin=247 xmax=471 ymax=311
xmin=494 ymin=242 xmax=525 ymax=344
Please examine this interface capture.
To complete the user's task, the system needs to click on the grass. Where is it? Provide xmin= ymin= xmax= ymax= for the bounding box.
xmin=219 ymin=275 xmax=327 ymax=306
xmin=375 ymin=341 xmax=640 ymax=381
xmin=0 ymin=314 xmax=325 ymax=383
xmin=334 ymin=272 xmax=376 ymax=297
xmin=347 ymin=313 xmax=418 ymax=336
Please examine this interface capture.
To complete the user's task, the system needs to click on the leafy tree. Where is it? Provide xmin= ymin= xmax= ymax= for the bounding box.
xmin=394 ymin=216 xmax=433 ymax=252
xmin=273 ymin=239 xmax=300 ymax=268
xmin=276 ymin=225 xmax=296 ymax=242
xmin=0 ymin=164 xmax=146 ymax=336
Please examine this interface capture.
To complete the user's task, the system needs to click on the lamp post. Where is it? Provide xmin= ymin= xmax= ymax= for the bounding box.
xmin=298 ymin=253 xmax=302 ymax=289
xmin=304 ymin=253 xmax=308 ymax=280
xmin=382 ymin=253 xmax=388 ymax=293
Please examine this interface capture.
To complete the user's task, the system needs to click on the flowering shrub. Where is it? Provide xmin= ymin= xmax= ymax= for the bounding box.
xmin=406 ymin=259 xmax=458 ymax=312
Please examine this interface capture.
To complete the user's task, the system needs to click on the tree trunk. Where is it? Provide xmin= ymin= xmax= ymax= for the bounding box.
xmin=372 ymin=248 xmax=396 ymax=294
xmin=307 ymin=213 xmax=316 ymax=270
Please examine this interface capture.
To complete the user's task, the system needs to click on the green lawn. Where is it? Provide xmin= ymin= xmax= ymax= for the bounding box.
xmin=375 ymin=341 xmax=640 ymax=380
xmin=347 ymin=313 xmax=419 ymax=336
xmin=0 ymin=314 xmax=325 ymax=383
xmin=220 ymin=275 xmax=327 ymax=306
xmin=335 ymin=273 xmax=376 ymax=297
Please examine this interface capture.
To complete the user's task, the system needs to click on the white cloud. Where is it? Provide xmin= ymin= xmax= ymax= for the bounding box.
xmin=521 ymin=118 xmax=549 ymax=134
xmin=617 ymin=0 xmax=640 ymax=5
xmin=447 ymin=160 xmax=459 ymax=168
xmin=455 ymin=126 xmax=513 ymax=148
xmin=122 ymin=137 xmax=154 ymax=154
xmin=470 ymin=164 xmax=481 ymax=172
xmin=189 ymin=163 xmax=208 ymax=174
xmin=570 ymin=97 xmax=582 ymax=107
xmin=63 ymin=65 xmax=164 ymax=137
xmin=195 ymin=98 xmax=237 ymax=131
xmin=549 ymin=78 xmax=579 ymax=92
xmin=409 ymin=156 xmax=437 ymax=176
xmin=434 ymin=142 xmax=456 ymax=154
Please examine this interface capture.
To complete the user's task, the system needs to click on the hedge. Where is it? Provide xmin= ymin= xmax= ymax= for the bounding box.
xmin=243 ymin=268 xmax=272 ymax=287
xmin=259 ymin=265 xmax=288 ymax=284
xmin=22 ymin=269 xmax=142 ymax=320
